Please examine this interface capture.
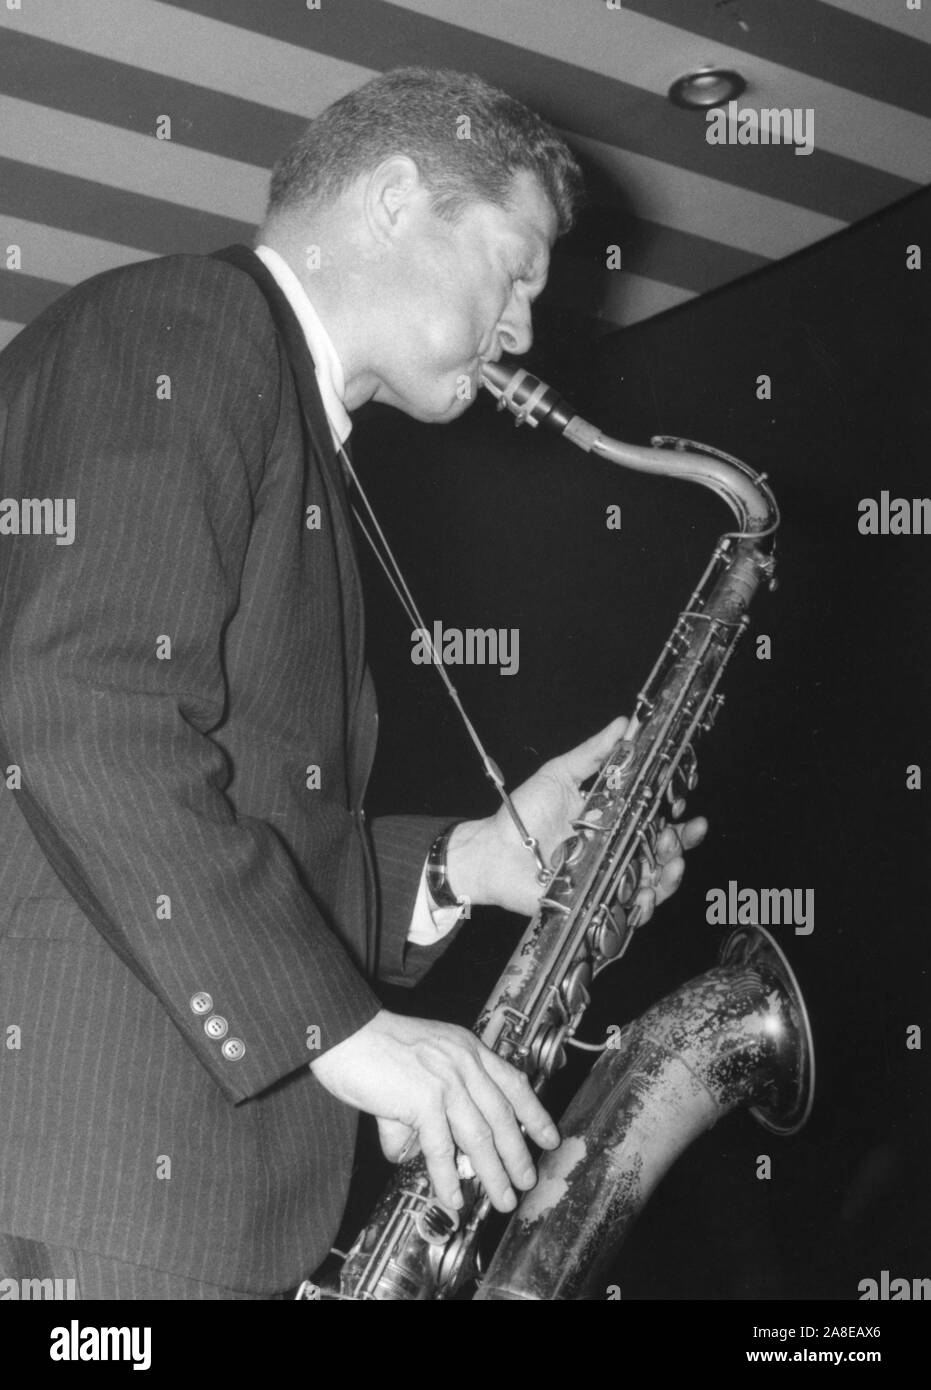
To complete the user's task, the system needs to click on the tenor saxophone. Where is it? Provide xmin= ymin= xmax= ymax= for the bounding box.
xmin=297 ymin=364 xmax=814 ymax=1301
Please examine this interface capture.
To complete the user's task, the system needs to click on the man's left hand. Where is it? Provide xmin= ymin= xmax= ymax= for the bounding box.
xmin=446 ymin=716 xmax=707 ymax=923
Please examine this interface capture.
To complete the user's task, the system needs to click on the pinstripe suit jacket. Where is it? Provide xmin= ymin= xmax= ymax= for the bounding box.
xmin=0 ymin=246 xmax=454 ymax=1291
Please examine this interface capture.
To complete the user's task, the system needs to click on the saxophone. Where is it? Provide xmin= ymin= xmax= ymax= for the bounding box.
xmin=298 ymin=364 xmax=814 ymax=1301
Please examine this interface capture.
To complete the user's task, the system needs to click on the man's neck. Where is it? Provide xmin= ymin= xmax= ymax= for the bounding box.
xmin=257 ymin=223 xmax=379 ymax=412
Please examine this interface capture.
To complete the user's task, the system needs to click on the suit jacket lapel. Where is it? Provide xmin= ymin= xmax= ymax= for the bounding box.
xmin=210 ymin=246 xmax=379 ymax=971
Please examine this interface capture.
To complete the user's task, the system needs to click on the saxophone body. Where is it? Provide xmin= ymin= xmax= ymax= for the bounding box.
xmin=300 ymin=365 xmax=813 ymax=1301
xmin=475 ymin=925 xmax=813 ymax=1299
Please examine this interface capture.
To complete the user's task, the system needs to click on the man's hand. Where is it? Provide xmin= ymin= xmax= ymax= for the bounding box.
xmin=309 ymin=1010 xmax=560 ymax=1213
xmin=446 ymin=716 xmax=707 ymax=921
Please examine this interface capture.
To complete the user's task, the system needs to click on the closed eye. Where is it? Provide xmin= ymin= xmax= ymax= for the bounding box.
xmin=518 ymin=269 xmax=547 ymax=303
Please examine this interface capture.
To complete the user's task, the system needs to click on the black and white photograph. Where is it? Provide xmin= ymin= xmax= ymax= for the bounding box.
xmin=0 ymin=0 xmax=928 ymax=1352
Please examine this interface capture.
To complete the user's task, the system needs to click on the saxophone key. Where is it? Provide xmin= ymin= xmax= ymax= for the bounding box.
xmin=634 ymin=696 xmax=655 ymax=722
xmin=666 ymin=781 xmax=687 ymax=819
xmin=436 ymin=1231 xmax=472 ymax=1293
xmin=701 ymin=693 xmax=725 ymax=732
xmin=570 ymin=815 xmax=609 ymax=836
xmin=560 ymin=833 xmax=586 ymax=867
xmin=636 ymin=824 xmax=658 ymax=872
xmin=588 ymin=904 xmax=627 ymax=959
xmin=415 ymin=1202 xmax=461 ymax=1245
xmin=561 ymin=960 xmax=592 ymax=1012
xmin=539 ymin=895 xmax=571 ymax=915
xmin=615 ymin=860 xmax=640 ymax=905
xmin=529 ymin=1026 xmax=567 ymax=1077
xmin=675 ymin=744 xmax=699 ymax=793
xmin=608 ymin=738 xmax=636 ymax=772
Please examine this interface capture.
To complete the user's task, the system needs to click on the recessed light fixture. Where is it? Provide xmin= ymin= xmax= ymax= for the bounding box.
xmin=668 ymin=67 xmax=746 ymax=110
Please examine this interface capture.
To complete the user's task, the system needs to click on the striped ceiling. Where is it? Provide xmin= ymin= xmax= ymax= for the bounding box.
xmin=1 ymin=0 xmax=928 ymax=353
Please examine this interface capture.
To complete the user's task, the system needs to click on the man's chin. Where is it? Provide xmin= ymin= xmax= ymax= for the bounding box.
xmin=436 ymin=392 xmax=475 ymax=423
xmin=382 ymin=387 xmax=476 ymax=425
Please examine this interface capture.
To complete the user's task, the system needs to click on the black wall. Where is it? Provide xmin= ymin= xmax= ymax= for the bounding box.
xmin=346 ymin=187 xmax=931 ymax=1300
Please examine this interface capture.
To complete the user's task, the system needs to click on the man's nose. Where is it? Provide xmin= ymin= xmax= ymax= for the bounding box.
xmin=496 ymin=301 xmax=534 ymax=356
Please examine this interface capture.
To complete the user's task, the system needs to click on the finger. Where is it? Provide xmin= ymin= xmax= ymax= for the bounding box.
xmin=444 ymin=1091 xmax=519 ymax=1212
xmin=481 ymin=1052 xmax=561 ymax=1151
xmin=557 ymin=716 xmax=629 ymax=786
xmin=629 ymin=883 xmax=657 ymax=928
xmin=655 ymin=824 xmax=684 ymax=865
xmin=377 ymin=1116 xmax=418 ymax=1163
xmin=454 ymin=1058 xmax=540 ymax=1193
xmin=653 ymin=855 xmax=685 ymax=907
xmin=678 ymin=816 xmax=708 ymax=850
xmin=416 ymin=1108 xmax=465 ymax=1211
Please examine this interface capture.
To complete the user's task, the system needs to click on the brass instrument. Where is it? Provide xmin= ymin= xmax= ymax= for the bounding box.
xmin=297 ymin=363 xmax=813 ymax=1301
xmin=475 ymin=925 xmax=812 ymax=1299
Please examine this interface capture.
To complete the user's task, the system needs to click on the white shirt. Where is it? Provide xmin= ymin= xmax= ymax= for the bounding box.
xmin=254 ymin=245 xmax=351 ymax=447
xmin=254 ymin=244 xmax=464 ymax=946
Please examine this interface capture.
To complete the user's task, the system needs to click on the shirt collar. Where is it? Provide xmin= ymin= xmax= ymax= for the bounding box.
xmin=254 ymin=243 xmax=352 ymax=446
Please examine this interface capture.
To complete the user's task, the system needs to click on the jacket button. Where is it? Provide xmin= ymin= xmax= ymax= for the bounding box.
xmin=222 ymin=1038 xmax=245 ymax=1061
xmin=190 ymin=992 xmax=213 ymax=1015
xmin=204 ymin=1015 xmax=228 ymax=1040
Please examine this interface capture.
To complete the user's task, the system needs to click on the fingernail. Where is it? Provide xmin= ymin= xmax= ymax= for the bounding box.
xmin=518 ymin=1165 xmax=536 ymax=1188
xmin=543 ymin=1124 xmax=560 ymax=1146
xmin=450 ymin=1190 xmax=463 ymax=1209
xmin=501 ymin=1189 xmax=517 ymax=1211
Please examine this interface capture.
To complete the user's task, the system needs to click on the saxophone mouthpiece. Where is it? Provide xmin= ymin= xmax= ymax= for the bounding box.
xmin=479 ymin=360 xmax=514 ymax=394
xmin=481 ymin=361 xmax=577 ymax=435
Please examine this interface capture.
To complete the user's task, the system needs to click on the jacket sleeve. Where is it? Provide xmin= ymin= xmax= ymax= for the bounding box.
xmin=0 ymin=257 xmax=382 ymax=1105
xmin=370 ymin=814 xmax=471 ymax=987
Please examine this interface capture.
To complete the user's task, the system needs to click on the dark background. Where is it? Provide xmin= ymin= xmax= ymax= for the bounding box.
xmin=339 ymin=185 xmax=931 ymax=1299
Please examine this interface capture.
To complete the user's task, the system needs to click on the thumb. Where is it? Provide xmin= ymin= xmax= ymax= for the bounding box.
xmin=558 ymin=715 xmax=629 ymax=785
xmin=377 ymin=1116 xmax=419 ymax=1164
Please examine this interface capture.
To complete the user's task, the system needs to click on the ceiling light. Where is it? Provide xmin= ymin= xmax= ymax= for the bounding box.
xmin=668 ymin=68 xmax=746 ymax=110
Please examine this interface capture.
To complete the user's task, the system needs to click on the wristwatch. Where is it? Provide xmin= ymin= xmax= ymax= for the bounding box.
xmin=426 ymin=822 xmax=464 ymax=909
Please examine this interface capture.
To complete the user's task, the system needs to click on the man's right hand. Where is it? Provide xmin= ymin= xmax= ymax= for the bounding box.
xmin=308 ymin=1009 xmax=561 ymax=1213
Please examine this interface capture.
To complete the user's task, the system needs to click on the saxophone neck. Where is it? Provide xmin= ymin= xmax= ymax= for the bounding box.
xmin=481 ymin=361 xmax=779 ymax=539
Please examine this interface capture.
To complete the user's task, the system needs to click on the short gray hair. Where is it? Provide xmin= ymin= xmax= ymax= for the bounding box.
xmin=267 ymin=67 xmax=584 ymax=235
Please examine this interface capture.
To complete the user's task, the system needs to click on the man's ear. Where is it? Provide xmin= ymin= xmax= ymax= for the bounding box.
xmin=364 ymin=155 xmax=423 ymax=243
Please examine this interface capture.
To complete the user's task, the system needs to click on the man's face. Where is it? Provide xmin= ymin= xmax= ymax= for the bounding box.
xmin=369 ymin=170 xmax=558 ymax=423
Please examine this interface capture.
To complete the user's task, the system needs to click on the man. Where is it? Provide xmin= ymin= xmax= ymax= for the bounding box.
xmin=0 ymin=68 xmax=703 ymax=1299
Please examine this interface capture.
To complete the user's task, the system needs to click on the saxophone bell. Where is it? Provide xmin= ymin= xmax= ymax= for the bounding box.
xmin=474 ymin=927 xmax=815 ymax=1301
